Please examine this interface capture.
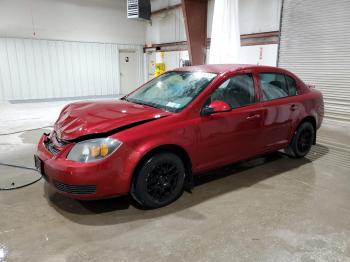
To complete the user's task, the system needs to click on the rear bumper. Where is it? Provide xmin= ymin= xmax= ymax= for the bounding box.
xmin=36 ymin=134 xmax=134 ymax=200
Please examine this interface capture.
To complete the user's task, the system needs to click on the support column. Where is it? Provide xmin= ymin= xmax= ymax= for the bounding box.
xmin=181 ymin=0 xmax=208 ymax=65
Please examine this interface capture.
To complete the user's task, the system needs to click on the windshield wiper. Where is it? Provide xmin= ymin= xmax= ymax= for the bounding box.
xmin=121 ymin=96 xmax=129 ymax=102
xmin=127 ymin=99 xmax=161 ymax=109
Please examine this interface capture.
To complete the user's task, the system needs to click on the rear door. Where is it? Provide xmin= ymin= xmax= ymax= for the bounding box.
xmin=256 ymin=71 xmax=298 ymax=151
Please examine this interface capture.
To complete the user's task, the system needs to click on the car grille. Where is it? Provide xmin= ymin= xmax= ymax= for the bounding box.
xmin=44 ymin=139 xmax=60 ymax=155
xmin=44 ymin=131 xmax=69 ymax=155
xmin=53 ymin=180 xmax=97 ymax=195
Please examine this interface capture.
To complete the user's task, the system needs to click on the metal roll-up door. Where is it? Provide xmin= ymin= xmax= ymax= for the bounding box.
xmin=278 ymin=0 xmax=350 ymax=124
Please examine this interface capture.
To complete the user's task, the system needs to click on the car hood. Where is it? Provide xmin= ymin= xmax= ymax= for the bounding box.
xmin=54 ymin=100 xmax=171 ymax=141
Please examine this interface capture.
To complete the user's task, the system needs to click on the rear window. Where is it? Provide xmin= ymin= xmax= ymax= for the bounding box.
xmin=259 ymin=73 xmax=289 ymax=101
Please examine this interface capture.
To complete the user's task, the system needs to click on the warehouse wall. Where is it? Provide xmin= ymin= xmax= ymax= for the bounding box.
xmin=150 ymin=0 xmax=181 ymax=12
xmin=155 ymin=44 xmax=279 ymax=72
xmin=236 ymin=0 xmax=282 ymax=35
xmin=0 ymin=0 xmax=146 ymax=44
xmin=0 ymin=0 xmax=282 ymax=101
xmin=145 ymin=7 xmax=186 ymax=45
xmin=240 ymin=44 xmax=278 ymax=66
xmin=146 ymin=0 xmax=282 ymax=68
xmin=0 ymin=38 xmax=144 ymax=101
xmin=0 ymin=0 xmax=146 ymax=101
xmin=146 ymin=0 xmax=282 ymax=44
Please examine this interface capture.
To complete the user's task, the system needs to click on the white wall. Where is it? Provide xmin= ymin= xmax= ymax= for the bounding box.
xmin=164 ymin=51 xmax=189 ymax=70
xmin=146 ymin=45 xmax=278 ymax=81
xmin=0 ymin=0 xmax=147 ymax=101
xmin=146 ymin=0 xmax=282 ymax=44
xmin=0 ymin=0 xmax=282 ymax=101
xmin=205 ymin=44 xmax=278 ymax=66
xmin=0 ymin=38 xmax=144 ymax=101
xmin=145 ymin=7 xmax=186 ymax=45
xmin=239 ymin=0 xmax=282 ymax=34
xmin=239 ymin=44 xmax=278 ymax=66
xmin=150 ymin=0 xmax=181 ymax=12
xmin=146 ymin=0 xmax=281 ymax=73
xmin=0 ymin=0 xmax=146 ymax=44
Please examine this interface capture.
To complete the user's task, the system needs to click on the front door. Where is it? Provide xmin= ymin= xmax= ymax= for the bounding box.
xmin=195 ymin=73 xmax=265 ymax=171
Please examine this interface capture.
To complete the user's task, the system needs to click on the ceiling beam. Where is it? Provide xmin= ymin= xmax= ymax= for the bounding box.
xmin=151 ymin=4 xmax=182 ymax=15
xmin=144 ymin=31 xmax=280 ymax=52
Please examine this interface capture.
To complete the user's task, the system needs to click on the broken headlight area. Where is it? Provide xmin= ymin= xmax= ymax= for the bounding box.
xmin=67 ymin=138 xmax=122 ymax=163
xmin=44 ymin=131 xmax=69 ymax=155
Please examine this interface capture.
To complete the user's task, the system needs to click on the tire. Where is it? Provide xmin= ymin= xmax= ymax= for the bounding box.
xmin=286 ymin=122 xmax=315 ymax=158
xmin=131 ymin=152 xmax=186 ymax=209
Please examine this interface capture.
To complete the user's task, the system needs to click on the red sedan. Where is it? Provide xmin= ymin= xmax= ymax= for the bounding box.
xmin=35 ymin=64 xmax=324 ymax=208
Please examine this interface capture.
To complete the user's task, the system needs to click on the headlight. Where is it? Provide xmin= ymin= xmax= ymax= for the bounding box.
xmin=67 ymin=138 xmax=122 ymax=163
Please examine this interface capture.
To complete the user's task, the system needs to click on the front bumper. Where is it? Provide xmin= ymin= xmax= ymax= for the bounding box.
xmin=36 ymin=134 xmax=134 ymax=200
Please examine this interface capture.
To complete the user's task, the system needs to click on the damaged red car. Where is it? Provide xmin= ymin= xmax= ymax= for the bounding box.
xmin=35 ymin=64 xmax=324 ymax=208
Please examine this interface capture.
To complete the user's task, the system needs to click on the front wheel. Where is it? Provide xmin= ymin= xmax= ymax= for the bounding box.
xmin=286 ymin=122 xmax=315 ymax=158
xmin=131 ymin=152 xmax=186 ymax=209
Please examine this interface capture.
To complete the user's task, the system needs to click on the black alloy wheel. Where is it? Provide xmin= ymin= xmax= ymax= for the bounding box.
xmin=131 ymin=152 xmax=186 ymax=209
xmin=296 ymin=128 xmax=313 ymax=154
xmin=286 ymin=121 xmax=315 ymax=158
xmin=146 ymin=161 xmax=180 ymax=202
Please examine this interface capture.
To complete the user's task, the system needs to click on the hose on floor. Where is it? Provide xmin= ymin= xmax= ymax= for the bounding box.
xmin=0 ymin=126 xmax=51 ymax=190
xmin=0 ymin=163 xmax=42 ymax=191
xmin=0 ymin=125 xmax=53 ymax=136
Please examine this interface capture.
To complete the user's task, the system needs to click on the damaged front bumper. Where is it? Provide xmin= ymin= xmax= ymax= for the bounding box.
xmin=35 ymin=133 xmax=134 ymax=200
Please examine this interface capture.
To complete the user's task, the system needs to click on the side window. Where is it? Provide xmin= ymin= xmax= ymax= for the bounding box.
xmin=285 ymin=75 xmax=297 ymax=96
xmin=259 ymin=73 xmax=288 ymax=101
xmin=210 ymin=74 xmax=255 ymax=109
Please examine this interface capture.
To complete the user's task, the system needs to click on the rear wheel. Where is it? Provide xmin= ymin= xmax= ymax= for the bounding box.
xmin=131 ymin=152 xmax=186 ymax=209
xmin=286 ymin=122 xmax=315 ymax=158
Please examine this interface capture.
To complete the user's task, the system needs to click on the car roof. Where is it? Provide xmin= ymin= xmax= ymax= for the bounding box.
xmin=172 ymin=64 xmax=282 ymax=74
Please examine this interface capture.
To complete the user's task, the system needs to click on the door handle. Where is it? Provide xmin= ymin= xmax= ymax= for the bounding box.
xmin=290 ymin=104 xmax=298 ymax=111
xmin=246 ymin=114 xmax=260 ymax=120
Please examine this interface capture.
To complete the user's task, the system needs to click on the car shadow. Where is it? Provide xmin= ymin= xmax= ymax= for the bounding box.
xmin=44 ymin=144 xmax=329 ymax=226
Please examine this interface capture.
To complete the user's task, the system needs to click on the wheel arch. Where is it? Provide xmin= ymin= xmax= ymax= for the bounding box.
xmin=294 ymin=116 xmax=317 ymax=144
xmin=130 ymin=144 xmax=193 ymax=190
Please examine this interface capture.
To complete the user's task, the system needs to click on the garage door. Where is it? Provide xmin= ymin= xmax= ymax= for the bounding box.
xmin=278 ymin=0 xmax=350 ymax=124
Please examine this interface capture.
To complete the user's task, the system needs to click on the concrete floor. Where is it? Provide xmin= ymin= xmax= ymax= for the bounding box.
xmin=1 ymin=117 xmax=350 ymax=261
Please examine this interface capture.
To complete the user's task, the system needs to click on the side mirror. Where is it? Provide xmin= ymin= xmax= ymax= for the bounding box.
xmin=201 ymin=100 xmax=231 ymax=116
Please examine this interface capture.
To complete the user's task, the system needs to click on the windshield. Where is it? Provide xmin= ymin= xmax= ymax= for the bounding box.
xmin=125 ymin=71 xmax=217 ymax=112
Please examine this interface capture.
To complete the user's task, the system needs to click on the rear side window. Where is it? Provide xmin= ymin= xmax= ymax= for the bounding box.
xmin=285 ymin=75 xmax=297 ymax=96
xmin=259 ymin=73 xmax=288 ymax=101
xmin=210 ymin=74 xmax=255 ymax=109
